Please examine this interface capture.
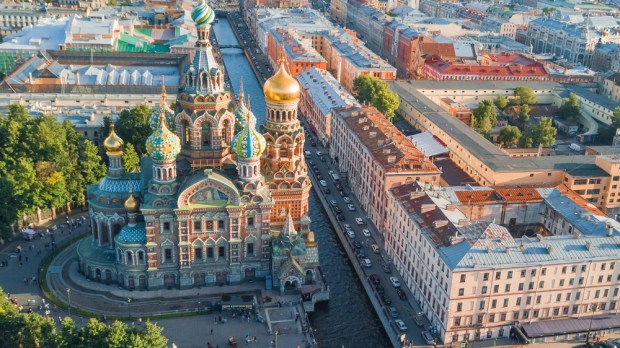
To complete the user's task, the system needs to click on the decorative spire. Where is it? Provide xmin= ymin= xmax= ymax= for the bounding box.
xmin=282 ymin=206 xmax=297 ymax=237
xmin=278 ymin=40 xmax=287 ymax=66
xmin=238 ymin=76 xmax=244 ymax=102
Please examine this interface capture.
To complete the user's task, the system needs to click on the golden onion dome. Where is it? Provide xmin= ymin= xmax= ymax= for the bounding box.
xmin=103 ymin=125 xmax=124 ymax=154
xmin=124 ymin=189 xmax=139 ymax=213
xmin=263 ymin=62 xmax=300 ymax=104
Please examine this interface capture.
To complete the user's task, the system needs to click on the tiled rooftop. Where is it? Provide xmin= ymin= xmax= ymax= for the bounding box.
xmin=297 ymin=68 xmax=359 ymax=115
xmin=335 ymin=106 xmax=440 ymax=173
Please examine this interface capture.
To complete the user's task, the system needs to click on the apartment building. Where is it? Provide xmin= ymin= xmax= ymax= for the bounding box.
xmin=329 ymin=106 xmax=441 ymax=232
xmin=330 ymin=0 xmax=348 ymax=24
xmin=479 ymin=18 xmax=517 ymax=40
xmin=601 ymin=73 xmax=620 ymax=104
xmin=0 ymin=5 xmax=45 ymax=36
xmin=385 ymin=181 xmax=620 ymax=344
xmin=297 ymin=68 xmax=359 ymax=146
xmin=390 ymin=80 xmax=620 ymax=214
xmin=267 ymin=29 xmax=327 ymax=76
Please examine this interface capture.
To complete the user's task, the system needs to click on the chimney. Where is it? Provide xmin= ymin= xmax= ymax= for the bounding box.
xmin=446 ymin=204 xmax=456 ymax=211
xmin=536 ymin=234 xmax=544 ymax=242
xmin=387 ymin=155 xmax=396 ymax=163
xmin=433 ymin=220 xmax=449 ymax=229
xmin=421 ymin=204 xmax=435 ymax=214
xmin=487 ymin=247 xmax=493 ymax=254
xmin=505 ymin=247 xmax=510 ymax=253
xmin=586 ymin=241 xmax=593 ymax=251
xmin=369 ymin=131 xmax=377 ymax=138
xmin=607 ymin=222 xmax=614 ymax=237
xmin=547 ymin=245 xmax=554 ymax=254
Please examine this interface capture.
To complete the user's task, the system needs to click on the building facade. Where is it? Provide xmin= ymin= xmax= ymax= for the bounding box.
xmin=77 ymin=0 xmax=324 ymax=294
xmin=329 ymin=106 xmax=441 ymax=232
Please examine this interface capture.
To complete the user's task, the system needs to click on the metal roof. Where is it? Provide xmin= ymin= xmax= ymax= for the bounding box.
xmin=522 ymin=314 xmax=620 ymax=338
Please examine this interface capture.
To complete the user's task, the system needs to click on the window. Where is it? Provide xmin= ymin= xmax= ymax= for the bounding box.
xmin=247 ymin=243 xmax=254 ymax=256
xmin=529 ymin=282 xmax=534 ymax=290
xmin=539 ymin=281 xmax=544 ymax=288
xmin=163 ymin=222 xmax=170 ymax=231
xmin=247 ymin=217 xmax=255 ymax=226
xmin=164 ymin=248 xmax=172 ymax=262
xmin=526 ymin=296 xmax=531 ymax=305
xmin=194 ymin=220 xmax=201 ymax=232
xmin=489 ymin=314 xmax=495 ymax=323
xmin=507 ymin=271 xmax=513 ymax=279
xmin=477 ymin=314 xmax=484 ymax=323
xmin=516 ymin=298 xmax=521 ymax=306
xmin=194 ymin=247 xmax=202 ymax=260
xmin=483 ymin=273 xmax=489 ymax=281
xmin=518 ymin=283 xmax=524 ymax=291
xmin=500 ymin=313 xmax=506 ymax=321
xmin=494 ymin=285 xmax=499 ymax=293
xmin=491 ymin=299 xmax=497 ymax=308
xmin=454 ymin=317 xmax=461 ymax=326
xmin=521 ymin=270 xmax=526 ymax=278
xmin=560 ymin=279 xmax=565 ymax=286
xmin=207 ymin=247 xmax=214 ymax=258
xmin=482 ymin=286 xmax=488 ymax=294
xmin=503 ymin=299 xmax=509 ymax=307
xmin=505 ymin=284 xmax=511 ymax=292
xmin=495 ymin=271 xmax=501 ymax=280
xmin=218 ymin=246 xmax=226 ymax=258
xmin=531 ymin=269 xmax=536 ymax=276
xmin=457 ymin=303 xmax=462 ymax=312
xmin=460 ymin=274 xmax=466 ymax=283
xmin=513 ymin=312 xmax=519 ymax=320
xmin=459 ymin=288 xmax=464 ymax=296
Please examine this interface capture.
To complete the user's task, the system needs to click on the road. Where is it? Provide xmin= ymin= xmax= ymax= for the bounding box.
xmin=299 ymin=118 xmax=432 ymax=346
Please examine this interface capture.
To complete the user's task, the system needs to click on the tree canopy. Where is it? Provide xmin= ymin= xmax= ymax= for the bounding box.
xmin=0 ymin=104 xmax=106 ymax=239
xmin=499 ymin=126 xmax=522 ymax=147
xmin=0 ymin=288 xmax=168 ymax=348
xmin=494 ymin=95 xmax=508 ymax=110
xmin=512 ymin=86 xmax=537 ymax=106
xmin=557 ymin=92 xmax=581 ymax=122
xmin=114 ymin=105 xmax=154 ymax=155
xmin=519 ymin=117 xmax=557 ymax=148
xmin=472 ymin=100 xmax=498 ymax=137
xmin=517 ymin=104 xmax=531 ymax=130
xmin=352 ymin=75 xmax=400 ymax=120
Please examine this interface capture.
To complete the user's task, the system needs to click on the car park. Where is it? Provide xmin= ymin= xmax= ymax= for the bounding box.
xmin=389 ymin=276 xmax=401 ymax=288
xmin=395 ymin=319 xmax=408 ymax=332
xmin=421 ymin=332 xmax=435 ymax=345
xmin=346 ymin=230 xmax=355 ymax=239
xmin=388 ymin=307 xmax=398 ymax=318
xmin=369 ymin=274 xmax=380 ymax=285
xmin=319 ymin=180 xmax=327 ymax=187
xmin=343 ymin=197 xmax=352 ymax=204
xmin=361 ymin=258 xmax=372 ymax=268
xmin=355 ymin=218 xmax=364 ymax=225
xmin=372 ymin=244 xmax=380 ymax=254
xmin=347 ymin=204 xmax=356 ymax=211
xmin=362 ymin=229 xmax=371 ymax=237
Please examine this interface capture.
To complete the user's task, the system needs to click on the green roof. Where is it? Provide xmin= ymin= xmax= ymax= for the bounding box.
xmin=134 ymin=27 xmax=152 ymax=37
xmin=0 ymin=51 xmax=35 ymax=77
xmin=114 ymin=33 xmax=169 ymax=53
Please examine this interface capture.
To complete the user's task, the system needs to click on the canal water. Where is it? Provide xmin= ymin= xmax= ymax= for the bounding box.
xmin=212 ymin=17 xmax=390 ymax=347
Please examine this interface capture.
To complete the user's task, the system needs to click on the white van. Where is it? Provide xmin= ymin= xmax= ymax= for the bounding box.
xmin=304 ymin=151 xmax=312 ymax=159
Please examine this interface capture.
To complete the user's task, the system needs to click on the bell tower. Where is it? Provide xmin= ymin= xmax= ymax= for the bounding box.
xmin=261 ymin=51 xmax=311 ymax=225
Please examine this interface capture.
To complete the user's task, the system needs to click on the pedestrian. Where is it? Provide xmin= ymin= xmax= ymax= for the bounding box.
xmin=211 ymin=328 xmax=213 ymax=335
xmin=25 ymin=256 xmax=28 ymax=262
xmin=23 ymin=277 xmax=27 ymax=283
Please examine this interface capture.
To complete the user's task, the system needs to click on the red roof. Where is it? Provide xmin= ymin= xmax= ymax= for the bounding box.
xmin=425 ymin=55 xmax=548 ymax=79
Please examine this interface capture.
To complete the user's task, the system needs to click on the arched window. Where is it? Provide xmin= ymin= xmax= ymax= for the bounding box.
xmin=126 ymin=251 xmax=133 ymax=265
xmin=138 ymin=250 xmax=145 ymax=263
xmin=202 ymin=122 xmax=210 ymax=147
xmin=183 ymin=120 xmax=192 ymax=146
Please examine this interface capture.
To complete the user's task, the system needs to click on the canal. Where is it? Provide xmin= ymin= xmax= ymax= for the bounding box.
xmin=212 ymin=17 xmax=390 ymax=347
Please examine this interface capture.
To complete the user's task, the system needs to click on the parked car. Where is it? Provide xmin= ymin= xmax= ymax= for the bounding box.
xmin=353 ymin=241 xmax=362 ymax=249
xmin=343 ymin=197 xmax=352 ymax=204
xmin=381 ymin=295 xmax=392 ymax=305
xmin=323 ymin=187 xmax=331 ymax=194
xmin=388 ymin=307 xmax=398 ymax=318
xmin=343 ymin=224 xmax=352 ymax=231
xmin=362 ymin=229 xmax=371 ymax=237
xmin=347 ymin=204 xmax=356 ymax=212
xmin=372 ymin=244 xmax=380 ymax=254
xmin=369 ymin=274 xmax=380 ymax=285
xmin=415 ymin=313 xmax=425 ymax=327
xmin=337 ymin=214 xmax=345 ymax=221
xmin=334 ymin=207 xmax=342 ymax=214
xmin=355 ymin=218 xmax=364 ymax=225
xmin=330 ymin=200 xmax=338 ymax=207
xmin=316 ymin=151 xmax=323 ymax=156
xmin=320 ymin=156 xmax=326 ymax=162
xmin=383 ymin=264 xmax=391 ymax=273
xmin=421 ymin=331 xmax=435 ymax=345
xmin=328 ymin=170 xmax=334 ymax=175
xmin=319 ymin=180 xmax=327 ymax=187
xmin=335 ymin=183 xmax=344 ymax=191
xmin=395 ymin=319 xmax=408 ymax=332
xmin=361 ymin=258 xmax=372 ymax=268
xmin=389 ymin=276 xmax=401 ymax=288
xmin=375 ymin=284 xmax=384 ymax=294
xmin=396 ymin=288 xmax=407 ymax=300
xmin=346 ymin=230 xmax=355 ymax=239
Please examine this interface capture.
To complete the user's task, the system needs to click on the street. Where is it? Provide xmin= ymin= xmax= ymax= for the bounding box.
xmin=299 ymin=117 xmax=432 ymax=346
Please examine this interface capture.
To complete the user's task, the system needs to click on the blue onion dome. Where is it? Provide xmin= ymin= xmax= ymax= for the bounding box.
xmin=233 ymin=109 xmax=266 ymax=159
xmin=117 ymin=222 xmax=146 ymax=245
xmin=191 ymin=0 xmax=215 ymax=27
xmin=234 ymin=97 xmax=256 ymax=128
xmin=146 ymin=111 xmax=181 ymax=162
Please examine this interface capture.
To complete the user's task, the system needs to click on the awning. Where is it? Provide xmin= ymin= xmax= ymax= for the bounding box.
xmin=409 ymin=132 xmax=448 ymax=158
xmin=521 ymin=314 xmax=620 ymax=338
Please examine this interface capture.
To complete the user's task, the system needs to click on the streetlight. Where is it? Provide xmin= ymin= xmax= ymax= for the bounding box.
xmin=197 ymin=293 xmax=201 ymax=313
xmin=274 ymin=329 xmax=280 ymax=348
xmin=127 ymin=298 xmax=132 ymax=321
xmin=586 ymin=304 xmax=597 ymax=342
xmin=66 ymin=288 xmax=71 ymax=315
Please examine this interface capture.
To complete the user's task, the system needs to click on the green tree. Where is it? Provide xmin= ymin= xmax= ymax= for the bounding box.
xmin=514 ymin=86 xmax=537 ymax=105
xmin=499 ymin=125 xmax=522 ymax=146
xmin=352 ymin=75 xmax=400 ymax=120
xmin=58 ymin=317 xmax=80 ymax=348
xmin=122 ymin=143 xmax=141 ymax=173
xmin=106 ymin=321 xmax=129 ymax=348
xmin=519 ymin=117 xmax=557 ymax=148
xmin=115 ymin=104 xmax=154 ymax=154
xmin=542 ymin=7 xmax=555 ymax=17
xmin=494 ymin=95 xmax=508 ymax=110
xmin=79 ymin=139 xmax=107 ymax=186
xmin=0 ymin=178 xmax=18 ymax=240
xmin=557 ymin=92 xmax=581 ymax=121
xmin=139 ymin=321 xmax=168 ymax=348
xmin=518 ymin=104 xmax=531 ymax=130
xmin=472 ymin=100 xmax=498 ymax=137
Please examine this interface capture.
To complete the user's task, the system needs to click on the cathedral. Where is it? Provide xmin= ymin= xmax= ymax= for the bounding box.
xmin=77 ymin=0 xmax=322 ymax=293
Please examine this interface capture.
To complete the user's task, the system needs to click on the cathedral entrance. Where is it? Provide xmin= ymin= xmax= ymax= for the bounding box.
xmin=105 ymin=269 xmax=112 ymax=284
xmin=216 ymin=271 xmax=227 ymax=285
xmin=139 ymin=275 xmax=146 ymax=290
xmin=128 ymin=276 xmax=135 ymax=290
xmin=283 ymin=276 xmax=300 ymax=292
xmin=164 ymin=273 xmax=175 ymax=289
xmin=194 ymin=273 xmax=206 ymax=287
xmin=305 ymin=270 xmax=314 ymax=285
xmin=95 ymin=268 xmax=102 ymax=282
xmin=244 ymin=268 xmax=255 ymax=281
